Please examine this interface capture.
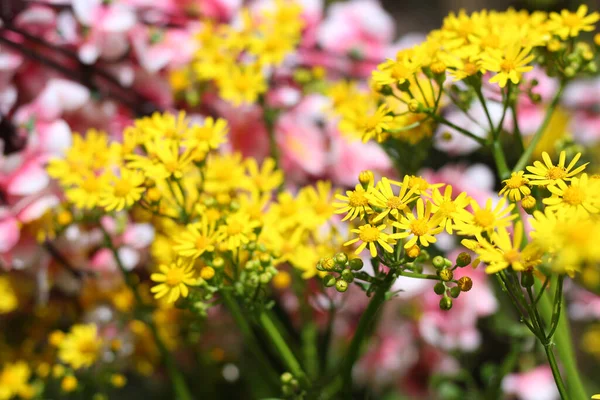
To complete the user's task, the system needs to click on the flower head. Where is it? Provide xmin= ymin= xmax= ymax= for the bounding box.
xmin=58 ymin=324 xmax=102 ymax=369
xmin=525 ymin=151 xmax=587 ymax=187
xmin=367 ymin=176 xmax=418 ymax=222
xmin=393 ymin=199 xmax=444 ymax=248
xmin=150 ymin=258 xmax=198 ymax=303
xmin=99 ymin=168 xmax=146 ymax=212
xmin=344 ymin=223 xmax=402 ymax=257
xmin=549 ymin=5 xmax=599 ymax=39
xmin=499 ymin=171 xmax=531 ymax=201
xmin=480 ymin=44 xmax=534 ymax=87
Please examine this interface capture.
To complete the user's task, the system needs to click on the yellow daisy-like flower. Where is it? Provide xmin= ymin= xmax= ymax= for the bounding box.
xmin=525 ymin=151 xmax=587 ymax=187
xmin=58 ymin=324 xmax=102 ymax=369
xmin=479 ymin=44 xmax=534 ymax=87
xmin=430 ymin=185 xmax=472 ymax=234
xmin=344 ymin=223 xmax=401 ymax=257
xmin=184 ymin=117 xmax=228 ymax=156
xmin=204 ymin=153 xmax=247 ymax=193
xmin=340 ymin=103 xmax=395 ymax=143
xmin=367 ymin=176 xmax=418 ymax=222
xmin=150 ymin=258 xmax=197 ymax=303
xmin=131 ymin=111 xmax=191 ymax=142
xmin=99 ymin=168 xmax=146 ymax=212
xmin=549 ymin=5 xmax=600 ymax=40
xmin=456 ymin=198 xmax=517 ymax=237
xmin=543 ymin=173 xmax=600 ymax=217
xmin=244 ymin=157 xmax=284 ymax=194
xmin=220 ymin=212 xmax=260 ymax=250
xmin=173 ymin=216 xmax=224 ymax=260
xmin=499 ymin=171 xmax=531 ymax=201
xmin=371 ymin=58 xmax=420 ymax=87
xmin=0 ymin=361 xmax=32 ymax=400
xmin=393 ymin=199 xmax=443 ymax=249
xmin=333 ymin=184 xmax=372 ymax=221
xmin=64 ymin=171 xmax=109 ymax=210
xmin=217 ymin=64 xmax=267 ymax=106
xmin=474 ymin=222 xmax=541 ymax=274
xmin=127 ymin=138 xmax=195 ymax=181
xmin=401 ymin=175 xmax=444 ymax=198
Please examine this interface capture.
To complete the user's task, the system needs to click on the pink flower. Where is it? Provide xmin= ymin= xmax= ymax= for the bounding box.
xmin=130 ymin=26 xmax=197 ymax=73
xmin=0 ymin=216 xmax=20 ymax=255
xmin=503 ymin=366 xmax=559 ymax=400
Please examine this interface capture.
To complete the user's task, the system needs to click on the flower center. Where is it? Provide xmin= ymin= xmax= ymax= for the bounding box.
xmin=463 ymin=62 xmax=478 ymax=76
xmin=360 ymin=114 xmax=383 ymax=132
xmin=113 ymin=179 xmax=133 ymax=197
xmin=391 ymin=63 xmax=411 ymax=80
xmin=562 ymin=186 xmax=584 ymax=205
xmin=166 ymin=268 xmax=184 ymax=286
xmin=563 ymin=14 xmax=581 ymax=28
xmin=194 ymin=127 xmax=214 ymax=141
xmin=500 ymin=59 xmax=516 ymax=72
xmin=348 ymin=191 xmax=369 ymax=207
xmin=409 ymin=176 xmax=429 ymax=191
xmin=386 ymin=196 xmax=406 ymax=210
xmin=546 ymin=166 xmax=567 ymax=180
xmin=81 ymin=177 xmax=100 ymax=193
xmin=409 ymin=219 xmax=429 ymax=236
xmin=359 ymin=226 xmax=380 ymax=243
xmin=227 ymin=221 xmax=244 ymax=235
xmin=506 ymin=175 xmax=527 ymax=188
xmin=503 ymin=249 xmax=521 ymax=264
xmin=474 ymin=209 xmax=495 ymax=228
xmin=438 ymin=201 xmax=456 ymax=216
xmin=77 ymin=339 xmax=98 ymax=358
xmin=195 ymin=235 xmax=210 ymax=250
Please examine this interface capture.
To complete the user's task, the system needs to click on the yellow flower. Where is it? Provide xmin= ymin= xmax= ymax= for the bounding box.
xmin=499 ymin=171 xmax=531 ymax=201
xmin=393 ymin=199 xmax=443 ymax=249
xmin=430 ymin=185 xmax=472 ymax=234
xmin=58 ymin=324 xmax=102 ymax=369
xmin=99 ymin=168 xmax=146 ymax=212
xmin=456 ymin=197 xmax=517 ymax=237
xmin=340 ymin=103 xmax=395 ymax=143
xmin=473 ymin=222 xmax=541 ymax=274
xmin=0 ymin=276 xmax=17 ymax=314
xmin=219 ymin=212 xmax=260 ymax=250
xmin=367 ymin=176 xmax=418 ymax=222
xmin=129 ymin=111 xmax=191 ymax=142
xmin=592 ymin=395 xmax=600 ymax=399
xmin=110 ymin=373 xmax=127 ymax=388
xmin=333 ymin=184 xmax=372 ymax=221
xmin=300 ymin=181 xmax=337 ymax=228
xmin=244 ymin=157 xmax=283 ymax=194
xmin=127 ymin=139 xmax=194 ymax=180
xmin=150 ymin=258 xmax=197 ymax=303
xmin=543 ymin=173 xmax=600 ymax=217
xmin=248 ymin=29 xmax=299 ymax=66
xmin=204 ymin=153 xmax=247 ymax=193
xmin=344 ymin=223 xmax=402 ymax=257
xmin=525 ymin=151 xmax=587 ymax=187
xmin=549 ymin=5 xmax=599 ymax=39
xmin=0 ymin=361 xmax=32 ymax=400
xmin=371 ymin=57 xmax=420 ymax=87
xmin=184 ymin=117 xmax=228 ymax=155
xmin=480 ymin=44 xmax=534 ymax=87
xmin=217 ymin=64 xmax=267 ymax=106
xmin=402 ymin=175 xmax=443 ymax=198
xmin=173 ymin=216 xmax=223 ymax=259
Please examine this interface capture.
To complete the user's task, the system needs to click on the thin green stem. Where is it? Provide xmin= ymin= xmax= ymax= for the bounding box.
xmin=492 ymin=140 xmax=511 ymax=180
xmin=512 ymin=79 xmax=566 ymax=173
xmin=511 ymin=102 xmax=525 ymax=154
xmin=101 ymin=228 xmax=193 ymax=400
xmin=474 ymin=85 xmax=495 ymax=133
xmin=546 ymin=276 xmax=564 ymax=340
xmin=427 ymin=112 xmax=487 ymax=145
xmin=341 ymin=269 xmax=397 ymax=394
xmin=398 ymin=270 xmax=444 ymax=281
xmin=544 ymin=344 xmax=570 ymax=400
xmin=537 ymin=278 xmax=587 ymax=400
xmin=258 ymin=312 xmax=308 ymax=383
xmin=220 ymin=291 xmax=280 ymax=388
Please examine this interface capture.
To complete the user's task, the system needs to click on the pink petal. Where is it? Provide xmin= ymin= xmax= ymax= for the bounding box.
xmin=17 ymin=195 xmax=59 ymax=223
xmin=0 ymin=217 xmax=20 ymax=253
xmin=6 ymin=161 xmax=49 ymax=196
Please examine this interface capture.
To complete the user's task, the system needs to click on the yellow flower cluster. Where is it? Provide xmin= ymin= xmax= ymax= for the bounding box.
xmin=175 ymin=0 xmax=304 ymax=105
xmin=330 ymin=6 xmax=599 ymax=145
xmin=466 ymin=151 xmax=600 ymax=278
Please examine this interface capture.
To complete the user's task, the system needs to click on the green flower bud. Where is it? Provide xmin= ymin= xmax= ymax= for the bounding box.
xmin=450 ymin=286 xmax=461 ymax=298
xmin=341 ymin=270 xmax=355 ymax=283
xmin=455 ymin=252 xmax=472 ymax=267
xmin=434 ymin=282 xmax=446 ymax=295
xmin=349 ymin=258 xmax=364 ymax=271
xmin=521 ymin=271 xmax=534 ymax=288
xmin=281 ymin=372 xmax=294 ymax=384
xmin=439 ymin=297 xmax=453 ymax=311
xmin=259 ymin=254 xmax=271 ymax=266
xmin=259 ymin=273 xmax=271 ymax=284
xmin=432 ymin=255 xmax=445 ymax=269
xmin=444 ymin=258 xmax=453 ymax=268
xmin=334 ymin=252 xmax=348 ymax=266
xmin=324 ymin=275 xmax=336 ymax=287
xmin=335 ymin=279 xmax=349 ymax=293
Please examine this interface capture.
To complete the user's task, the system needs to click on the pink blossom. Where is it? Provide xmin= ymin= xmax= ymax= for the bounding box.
xmin=130 ymin=26 xmax=197 ymax=73
xmin=0 ymin=216 xmax=20 ymax=254
xmin=503 ymin=366 xmax=559 ymax=400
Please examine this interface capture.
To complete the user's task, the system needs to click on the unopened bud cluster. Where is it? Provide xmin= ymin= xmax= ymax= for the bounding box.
xmin=318 ymin=253 xmax=363 ymax=293
xmin=432 ymin=252 xmax=473 ymax=311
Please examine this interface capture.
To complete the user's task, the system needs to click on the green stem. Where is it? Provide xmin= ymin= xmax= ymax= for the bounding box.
xmin=398 ymin=270 xmax=444 ymax=281
xmin=544 ymin=344 xmax=570 ymax=400
xmin=512 ymin=79 xmax=566 ymax=173
xmin=341 ymin=269 xmax=396 ymax=394
xmin=546 ymin=276 xmax=564 ymax=340
xmin=220 ymin=291 xmax=280 ymax=388
xmin=258 ymin=312 xmax=307 ymax=383
xmin=428 ymin=112 xmax=487 ymax=145
xmin=511 ymin=102 xmax=525 ymax=154
xmin=101 ymin=228 xmax=193 ymax=400
xmin=491 ymin=138 xmax=511 ymax=180
xmin=537 ymin=279 xmax=587 ymax=400
xmin=474 ymin=84 xmax=495 ymax=133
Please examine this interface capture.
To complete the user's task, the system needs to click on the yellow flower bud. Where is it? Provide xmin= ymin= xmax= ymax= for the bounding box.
xmin=49 ymin=330 xmax=65 ymax=347
xmin=200 ymin=266 xmax=215 ymax=280
xmin=457 ymin=276 xmax=473 ymax=292
xmin=408 ymin=99 xmax=420 ymax=113
xmin=57 ymin=210 xmax=73 ymax=226
xmin=320 ymin=257 xmax=335 ymax=271
xmin=358 ymin=170 xmax=374 ymax=186
xmin=547 ymin=39 xmax=562 ymax=52
xmin=110 ymin=374 xmax=127 ymax=388
xmin=61 ymin=376 xmax=78 ymax=392
xmin=521 ymin=195 xmax=536 ymax=211
xmin=146 ymin=187 xmax=161 ymax=202
xmin=272 ymin=271 xmax=292 ymax=289
xmin=595 ymin=33 xmax=600 ymax=47
xmin=438 ymin=269 xmax=453 ymax=282
xmin=431 ymin=61 xmax=446 ymax=75
xmin=406 ymin=245 xmax=420 ymax=258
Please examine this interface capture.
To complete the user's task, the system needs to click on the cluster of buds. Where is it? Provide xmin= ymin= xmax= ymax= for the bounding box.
xmin=543 ymin=39 xmax=599 ymax=77
xmin=432 ymin=252 xmax=473 ymax=311
xmin=280 ymin=372 xmax=304 ymax=399
xmin=236 ymin=251 xmax=279 ymax=301
xmin=317 ymin=253 xmax=364 ymax=293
